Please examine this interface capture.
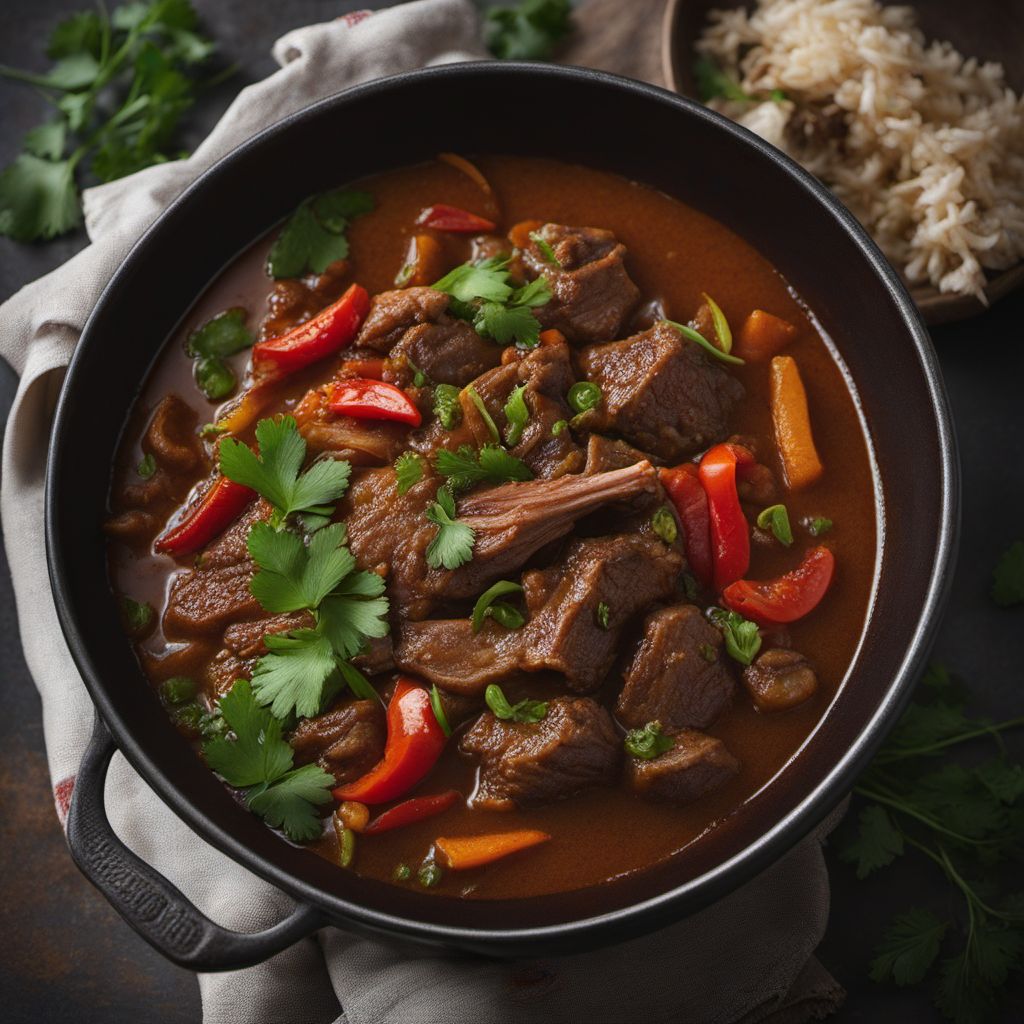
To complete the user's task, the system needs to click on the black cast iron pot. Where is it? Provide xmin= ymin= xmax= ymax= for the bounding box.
xmin=46 ymin=63 xmax=958 ymax=971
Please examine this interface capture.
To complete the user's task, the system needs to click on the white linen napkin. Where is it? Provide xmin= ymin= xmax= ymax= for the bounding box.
xmin=0 ymin=2 xmax=845 ymax=1020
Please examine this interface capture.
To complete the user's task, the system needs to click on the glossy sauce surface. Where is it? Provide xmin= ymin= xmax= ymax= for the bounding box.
xmin=109 ymin=157 xmax=877 ymax=899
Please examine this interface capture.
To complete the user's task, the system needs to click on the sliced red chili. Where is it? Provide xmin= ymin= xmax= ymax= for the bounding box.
xmin=328 ymin=378 xmax=422 ymax=426
xmin=416 ymin=204 xmax=497 ymax=234
xmin=333 ymin=678 xmax=447 ymax=804
xmin=698 ymin=443 xmax=755 ymax=592
xmin=362 ymin=790 xmax=461 ymax=835
xmin=154 ymin=476 xmax=255 ymax=556
xmin=252 ymin=283 xmax=369 ymax=380
xmin=722 ymin=546 xmax=835 ymax=626
xmin=660 ymin=463 xmax=713 ymax=588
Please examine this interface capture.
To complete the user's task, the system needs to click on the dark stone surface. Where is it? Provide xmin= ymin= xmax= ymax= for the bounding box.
xmin=1 ymin=1 xmax=1022 ymax=1021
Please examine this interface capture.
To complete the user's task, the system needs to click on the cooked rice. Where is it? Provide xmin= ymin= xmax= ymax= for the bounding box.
xmin=697 ymin=0 xmax=1024 ymax=300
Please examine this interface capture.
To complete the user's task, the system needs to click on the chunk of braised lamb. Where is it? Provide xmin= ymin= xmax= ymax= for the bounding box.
xmin=625 ymin=729 xmax=739 ymax=805
xmin=616 ymin=605 xmax=733 ymax=731
xmin=577 ymin=321 xmax=744 ymax=462
xmin=460 ymin=696 xmax=620 ymax=810
xmin=520 ymin=533 xmax=683 ymax=691
xmin=202 ymin=611 xmax=313 ymax=695
xmin=301 ymin=418 xmax=409 ymax=465
xmin=583 ymin=434 xmax=655 ymax=474
xmin=355 ymin=287 xmax=449 ymax=352
xmin=289 ymin=699 xmax=386 ymax=786
xmin=386 ymin=317 xmax=502 ymax=388
xmin=521 ymin=224 xmax=640 ymax=344
xmin=352 ymin=635 xmax=396 ymax=677
xmin=742 ymin=648 xmax=818 ymax=711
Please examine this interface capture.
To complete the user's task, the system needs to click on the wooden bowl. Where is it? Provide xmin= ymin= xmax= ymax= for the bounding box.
xmin=661 ymin=0 xmax=1024 ymax=325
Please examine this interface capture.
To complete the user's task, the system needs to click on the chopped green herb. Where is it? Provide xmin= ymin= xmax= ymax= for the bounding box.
xmin=392 ymin=863 xmax=412 ymax=882
xmin=220 ymin=416 xmax=351 ymax=527
xmin=463 ymin=386 xmax=500 ymax=443
xmin=268 ymin=188 xmax=373 ymax=279
xmin=406 ymin=359 xmax=428 ymax=389
xmin=160 ymin=676 xmax=197 ymax=706
xmin=434 ymin=257 xmax=514 ymax=304
xmin=651 ymin=505 xmax=679 ymax=545
xmin=203 ymin=680 xmax=334 ymax=842
xmin=430 ymin=684 xmax=452 ymax=738
xmin=487 ymin=603 xmax=526 ymax=630
xmin=693 ymin=55 xmax=755 ymax=103
xmin=334 ymin=818 xmax=356 ymax=868
xmin=596 ymin=601 xmax=610 ymax=630
xmin=757 ymin=504 xmax=794 ymax=546
xmin=472 ymin=580 xmax=525 ymax=633
xmin=485 ymin=0 xmax=572 ymax=60
xmin=680 ymin=572 xmax=699 ymax=602
xmin=394 ymin=452 xmax=425 ymax=495
xmin=528 ymin=230 xmax=561 ymax=266
xmin=186 ymin=307 xmax=253 ymax=400
xmin=435 ymin=443 xmax=533 ymax=492
xmin=485 ymin=683 xmax=548 ymax=723
xmin=624 ymin=721 xmax=674 ymax=760
xmin=808 ymin=516 xmax=833 ymax=537
xmin=136 ymin=453 xmax=156 ymax=478
xmin=199 ymin=422 xmax=227 ymax=439
xmin=567 ymin=381 xmax=602 ymax=414
xmin=700 ymin=643 xmax=718 ymax=663
xmin=992 ymin=541 xmax=1024 ymax=607
xmin=417 ymin=861 xmax=443 ymax=888
xmin=708 ymin=607 xmax=762 ymax=666
xmin=663 ymin=319 xmax=745 ymax=366
xmin=122 ymin=596 xmax=153 ymax=634
xmin=551 ymin=419 xmax=568 ymax=436
xmin=701 ymin=292 xmax=733 ymax=353
xmin=336 ymin=660 xmax=382 ymax=705
xmin=432 ymin=383 xmax=462 ymax=429
xmin=503 ymin=384 xmax=530 ymax=446
xmin=425 ymin=485 xmax=476 ymax=570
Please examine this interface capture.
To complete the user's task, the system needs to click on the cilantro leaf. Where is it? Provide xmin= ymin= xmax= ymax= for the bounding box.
xmin=186 ymin=307 xmax=252 ymax=400
xmin=24 ymin=121 xmax=67 ymax=161
xmin=503 ymin=384 xmax=530 ymax=446
xmin=425 ymin=485 xmax=476 ymax=570
xmin=317 ymin=572 xmax=390 ymax=661
xmin=0 ymin=154 xmax=81 ymax=241
xmin=869 ymin=909 xmax=948 ymax=986
xmin=485 ymin=683 xmax=547 ymax=723
xmin=528 ymin=230 xmax=561 ymax=266
xmin=707 ymin=607 xmax=762 ymax=666
xmin=203 ymin=679 xmax=293 ymax=787
xmin=694 ymin=55 xmax=755 ymax=103
xmin=394 ymin=452 xmax=425 ymax=495
xmin=251 ymin=628 xmax=337 ymax=720
xmin=486 ymin=0 xmax=572 ymax=60
xmin=48 ymin=10 xmax=104 ymax=60
xmin=435 ymin=443 xmax=533 ymax=491
xmin=267 ymin=188 xmax=373 ymax=279
xmin=433 ymin=259 xmax=513 ymax=303
xmin=248 ymin=522 xmax=353 ymax=613
xmin=475 ymin=301 xmax=541 ymax=348
xmin=510 ymin=276 xmax=551 ymax=308
xmin=624 ymin=721 xmax=674 ymax=760
xmin=247 ymin=763 xmax=334 ymax=842
xmin=220 ymin=416 xmax=351 ymax=523
xmin=840 ymin=804 xmax=904 ymax=879
xmin=992 ymin=541 xmax=1024 ymax=607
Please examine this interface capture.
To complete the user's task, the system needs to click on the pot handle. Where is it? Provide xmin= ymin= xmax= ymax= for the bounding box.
xmin=66 ymin=714 xmax=327 ymax=972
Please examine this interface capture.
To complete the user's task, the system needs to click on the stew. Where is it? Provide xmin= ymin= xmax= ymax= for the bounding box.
xmin=106 ymin=156 xmax=876 ymax=900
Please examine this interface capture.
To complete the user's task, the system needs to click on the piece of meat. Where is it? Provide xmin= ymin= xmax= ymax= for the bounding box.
xmin=522 ymin=224 xmax=640 ymax=344
xmin=342 ymin=460 xmax=660 ymax=620
xmin=583 ymin=434 xmax=654 ymax=474
xmin=355 ymin=287 xmax=449 ymax=352
xmin=260 ymin=259 xmax=351 ymax=340
xmin=625 ymin=729 xmax=739 ymax=805
xmin=577 ymin=321 xmax=744 ymax=461
xmin=386 ymin=318 xmax=502 ymax=388
xmin=289 ymin=700 xmax=386 ymax=786
xmin=521 ymin=533 xmax=683 ymax=691
xmin=617 ymin=605 xmax=734 ymax=730
xmin=742 ymin=648 xmax=818 ymax=711
xmin=460 ymin=696 xmax=621 ymax=810
xmin=142 ymin=394 xmax=205 ymax=474
xmin=301 ymin=418 xmax=409 ymax=465
xmin=352 ymin=635 xmax=396 ymax=677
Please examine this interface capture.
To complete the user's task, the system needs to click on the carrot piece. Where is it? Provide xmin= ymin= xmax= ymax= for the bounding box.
xmin=398 ymin=233 xmax=445 ymax=288
xmin=735 ymin=310 xmax=797 ymax=361
xmin=435 ymin=830 xmax=550 ymax=870
xmin=770 ymin=355 xmax=823 ymax=490
xmin=508 ymin=219 xmax=544 ymax=249
xmin=539 ymin=328 xmax=566 ymax=346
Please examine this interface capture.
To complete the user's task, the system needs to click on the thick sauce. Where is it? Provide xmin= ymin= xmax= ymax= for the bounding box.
xmin=108 ymin=157 xmax=877 ymax=899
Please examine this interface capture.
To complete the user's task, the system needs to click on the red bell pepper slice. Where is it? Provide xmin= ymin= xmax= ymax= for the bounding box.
xmin=154 ymin=475 xmax=255 ymax=556
xmin=362 ymin=790 xmax=461 ymax=835
xmin=660 ymin=463 xmax=714 ymax=588
xmin=252 ymin=283 xmax=370 ymax=380
xmin=416 ymin=204 xmax=497 ymax=234
xmin=328 ymin=378 xmax=422 ymax=426
xmin=698 ymin=443 xmax=755 ymax=592
xmin=333 ymin=678 xmax=447 ymax=804
xmin=723 ymin=546 xmax=835 ymax=626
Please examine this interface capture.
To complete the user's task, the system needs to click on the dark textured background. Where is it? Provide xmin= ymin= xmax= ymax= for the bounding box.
xmin=1 ymin=1 xmax=1021 ymax=1021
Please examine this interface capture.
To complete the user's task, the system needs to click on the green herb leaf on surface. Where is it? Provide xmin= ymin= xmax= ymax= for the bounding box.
xmin=651 ymin=505 xmax=679 ymax=545
xmin=432 ymin=383 xmax=462 ymax=429
xmin=472 ymin=580 xmax=525 ymax=633
xmin=425 ymin=485 xmax=476 ymax=570
xmin=137 ymin=453 xmax=156 ymax=478
xmin=267 ymin=188 xmax=373 ymax=279
xmin=528 ymin=230 xmax=561 ymax=266
xmin=485 ymin=0 xmax=572 ymax=60
xmin=484 ymin=683 xmax=547 ymax=723
xmin=435 ymin=443 xmax=533 ymax=492
xmin=807 ymin=516 xmax=833 ymax=537
xmin=596 ymin=601 xmax=610 ymax=630
xmin=503 ymin=384 xmax=530 ymax=446
xmin=707 ymin=607 xmax=761 ymax=666
xmin=394 ymin=452 xmax=425 ymax=495
xmin=463 ymin=386 xmax=501 ymax=442
xmin=757 ymin=504 xmax=794 ymax=546
xmin=624 ymin=721 xmax=674 ymax=760
xmin=251 ymin=628 xmax=337 ymax=721
xmin=693 ymin=56 xmax=755 ymax=103
xmin=869 ymin=909 xmax=949 ymax=986
xmin=122 ymin=596 xmax=154 ymax=633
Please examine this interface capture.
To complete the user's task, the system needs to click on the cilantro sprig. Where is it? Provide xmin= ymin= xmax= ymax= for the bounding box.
xmin=425 ymin=485 xmax=475 ymax=570
xmin=0 ymin=0 xmax=222 ymax=242
xmin=267 ymin=188 xmax=373 ymax=279
xmin=394 ymin=452 xmax=425 ymax=495
xmin=186 ymin=307 xmax=252 ymax=400
xmin=485 ymin=0 xmax=572 ymax=60
xmin=203 ymin=679 xmax=334 ymax=841
xmin=435 ymin=443 xmax=532 ymax=491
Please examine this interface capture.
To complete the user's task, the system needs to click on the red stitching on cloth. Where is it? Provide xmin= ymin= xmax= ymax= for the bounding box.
xmin=341 ymin=10 xmax=373 ymax=27
xmin=54 ymin=774 xmax=76 ymax=828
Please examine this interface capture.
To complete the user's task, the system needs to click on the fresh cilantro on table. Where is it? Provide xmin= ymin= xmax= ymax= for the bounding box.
xmin=267 ymin=188 xmax=374 ymax=279
xmin=186 ymin=307 xmax=253 ymax=400
xmin=0 ymin=0 xmax=223 ymax=242
xmin=992 ymin=540 xmax=1024 ymax=607
xmin=435 ymin=443 xmax=533 ymax=491
xmin=484 ymin=683 xmax=547 ymax=723
xmin=202 ymin=679 xmax=333 ymax=841
xmin=433 ymin=257 xmax=551 ymax=349
xmin=624 ymin=721 xmax=674 ymax=760
xmin=394 ymin=452 xmax=425 ymax=495
xmin=219 ymin=416 xmax=351 ymax=527
xmin=503 ymin=384 xmax=530 ymax=446
xmin=485 ymin=0 xmax=572 ymax=61
xmin=708 ymin=607 xmax=762 ymax=666
xmin=425 ymin=485 xmax=475 ymax=570
xmin=837 ymin=662 xmax=1024 ymax=1022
